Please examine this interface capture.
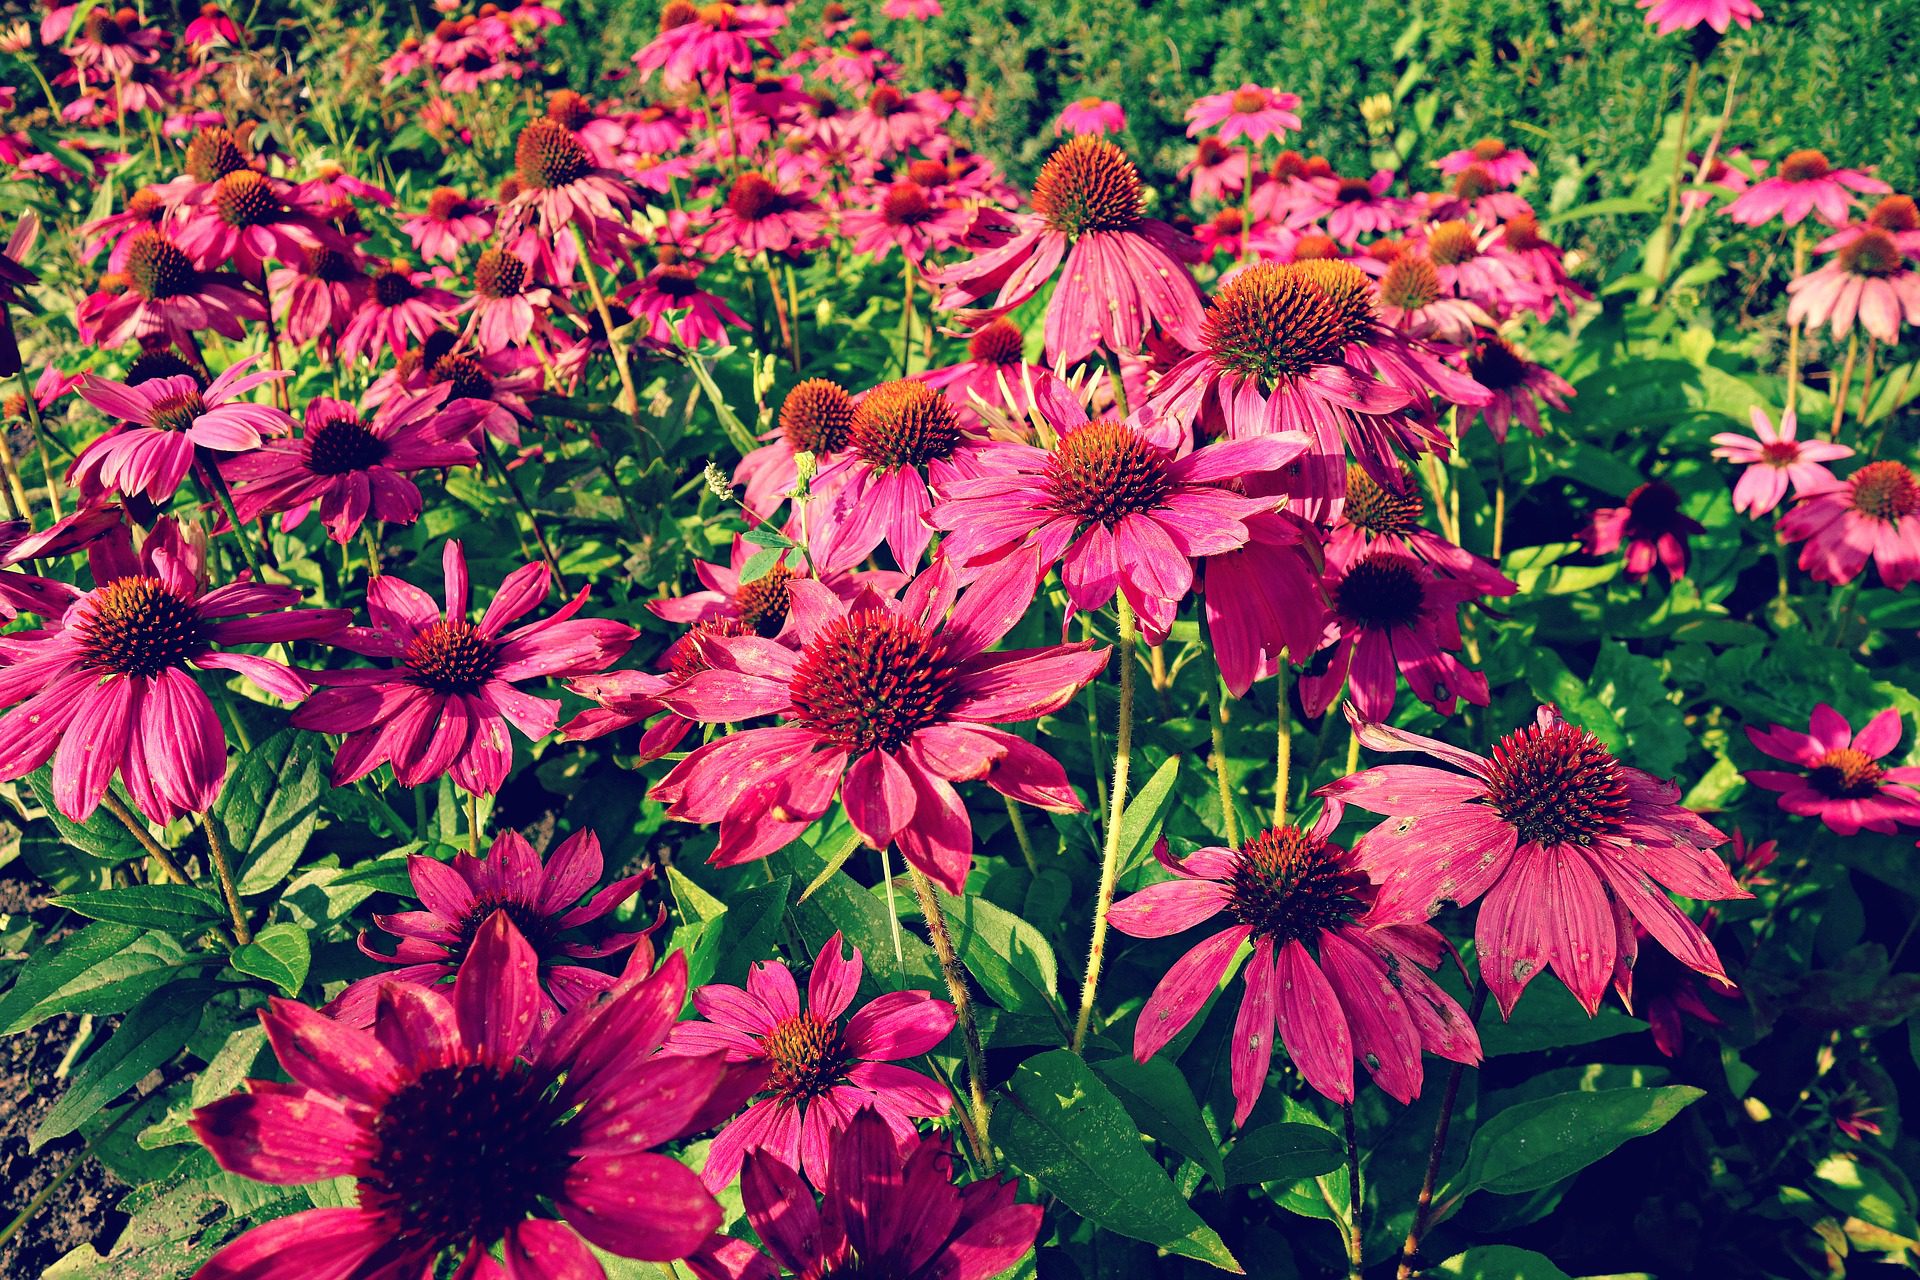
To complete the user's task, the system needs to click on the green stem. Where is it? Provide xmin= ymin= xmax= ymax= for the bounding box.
xmin=908 ymin=867 xmax=996 ymax=1172
xmin=1212 ymin=682 xmax=1239 ymax=847
xmin=101 ymin=791 xmax=190 ymax=885
xmin=1273 ymin=665 xmax=1292 ymax=824
xmin=482 ymin=437 xmax=568 ymax=593
xmin=0 ymin=1089 xmax=147 ymax=1252
xmin=200 ymin=465 xmax=264 ymax=579
xmin=1650 ymin=60 xmax=1699 ymax=293
xmin=897 ymin=257 xmax=916 ymax=376
xmin=1396 ymin=983 xmax=1489 ymax=1279
xmin=1785 ymin=226 xmax=1808 ymax=413
xmin=1073 ymin=597 xmax=1137 ymax=1051
xmin=1345 ymin=1102 xmax=1365 ymax=1280
xmin=1100 ymin=345 xmax=1130 ymax=418
xmin=1828 ymin=331 xmax=1860 ymax=442
xmin=201 ymin=816 xmax=252 ymax=946
xmin=1004 ymin=794 xmax=1041 ymax=875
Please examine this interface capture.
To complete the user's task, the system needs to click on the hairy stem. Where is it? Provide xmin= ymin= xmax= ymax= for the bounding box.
xmin=1274 ymin=665 xmax=1293 ymax=824
xmin=1345 ymin=1101 xmax=1365 ymax=1280
xmin=202 ymin=816 xmax=252 ymax=946
xmin=909 ymin=867 xmax=995 ymax=1172
xmin=1212 ymin=682 xmax=1240 ymax=847
xmin=1074 ymin=597 xmax=1137 ymax=1051
xmin=101 ymin=792 xmax=190 ymax=886
xmin=1396 ymin=983 xmax=1489 ymax=1278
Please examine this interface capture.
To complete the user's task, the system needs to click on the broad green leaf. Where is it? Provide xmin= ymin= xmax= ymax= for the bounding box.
xmin=53 ymin=885 xmax=226 ymax=934
xmin=1478 ymin=978 xmax=1646 ymax=1056
xmin=1448 ymin=1086 xmax=1703 ymax=1199
xmin=1118 ymin=757 xmax=1181 ymax=874
xmin=703 ymin=875 xmax=792 ymax=988
xmin=994 ymin=1049 xmax=1242 ymax=1272
xmin=1436 ymin=1245 xmax=1575 ymax=1279
xmin=1091 ymin=1054 xmax=1227 ymax=1187
xmin=330 ymin=855 xmax=416 ymax=896
xmin=219 ymin=728 xmax=326 ymax=895
xmin=230 ymin=923 xmax=312 ymax=996
xmin=781 ymin=845 xmax=938 ymax=990
xmin=0 ymin=922 xmax=174 ymax=1034
xmin=1222 ymin=1120 xmax=1346 ymax=1188
xmin=667 ymin=863 xmax=728 ymax=923
xmin=1810 ymin=1155 xmax=1920 ymax=1241
xmin=24 ymin=767 xmax=143 ymax=862
xmin=909 ymin=884 xmax=1061 ymax=1018
xmin=32 ymin=989 xmax=202 ymax=1150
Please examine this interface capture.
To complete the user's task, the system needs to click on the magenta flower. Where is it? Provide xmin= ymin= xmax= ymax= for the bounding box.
xmin=703 ymin=172 xmax=828 ymax=257
xmin=267 ymin=243 xmax=369 ymax=350
xmin=1743 ymin=705 xmax=1920 ymax=836
xmin=501 ymin=118 xmax=639 ymax=242
xmin=1435 ymin=138 xmax=1535 ymax=188
xmin=1200 ymin=510 xmax=1328 ymax=698
xmin=930 ymin=136 xmax=1206 ymax=366
xmin=79 ymin=229 xmax=265 ymax=350
xmin=0 ymin=518 xmax=345 ymax=823
xmin=1300 ymin=547 xmax=1490 ymax=722
xmin=1638 ymin=0 xmax=1761 ymax=33
xmin=1625 ymin=923 xmax=1730 ymax=1058
xmin=735 ymin=377 xmax=858 ymax=521
xmin=1328 ymin=463 xmax=1516 ymax=598
xmin=65 ymin=7 xmax=167 ymax=77
xmin=1289 ymin=171 xmax=1409 ymax=244
xmin=174 ymin=170 xmax=337 ymax=276
xmin=1711 ymin=405 xmax=1851 ymax=517
xmin=1581 ymin=481 xmax=1704 ymax=581
xmin=1787 ymin=229 xmax=1920 ymax=345
xmin=1464 ymin=332 xmax=1575 ymax=443
xmin=1112 ymin=813 xmax=1480 ymax=1118
xmin=919 ymin=317 xmax=1058 ymax=427
xmin=71 ymin=356 xmax=293 ymax=503
xmin=457 ymin=246 xmax=556 ymax=351
xmin=192 ymin=916 xmax=728 ymax=1280
xmin=1777 ymin=460 xmax=1920 ymax=589
xmin=1323 ymin=705 xmax=1748 ymax=1017
xmin=650 ymin=553 xmax=1108 ymax=893
xmin=399 ymin=187 xmax=495 ymax=263
xmin=1185 ymin=83 xmax=1302 ymax=145
xmin=1371 ymin=252 xmax=1491 ymax=344
xmin=1055 ymin=96 xmax=1126 ymax=137
xmin=335 ymin=261 xmax=460 ymax=365
xmin=561 ymin=617 xmax=752 ymax=759
xmin=622 ymin=258 xmax=746 ymax=348
xmin=840 ymin=181 xmax=971 ymax=263
xmin=223 ymin=390 xmax=479 ymax=543
xmin=291 ymin=540 xmax=637 ymax=795
xmin=1725 ymin=149 xmax=1888 ymax=228
xmin=929 ymin=415 xmax=1308 ymax=644
xmin=329 ymin=827 xmax=656 ymax=1025
xmin=668 ymin=933 xmax=954 ymax=1190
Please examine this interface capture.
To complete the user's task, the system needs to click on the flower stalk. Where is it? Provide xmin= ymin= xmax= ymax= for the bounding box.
xmin=1073 ymin=596 xmax=1137 ymax=1051
xmin=908 ymin=866 xmax=995 ymax=1172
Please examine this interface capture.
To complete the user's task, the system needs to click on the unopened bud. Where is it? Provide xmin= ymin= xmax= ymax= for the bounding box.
xmin=792 ymin=449 xmax=817 ymax=497
xmin=702 ymin=460 xmax=734 ymax=500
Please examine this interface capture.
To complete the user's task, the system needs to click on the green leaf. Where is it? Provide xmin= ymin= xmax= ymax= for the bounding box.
xmin=1810 ymin=1155 xmax=1920 ymax=1241
xmin=1221 ymin=1120 xmax=1346 ymax=1188
xmin=0 ymin=922 xmax=165 ymax=1034
xmin=218 ymin=728 xmax=326 ymax=895
xmin=230 ymin=923 xmax=312 ymax=996
xmin=781 ymin=845 xmax=938 ymax=991
xmin=910 ymin=884 xmax=1061 ymax=1018
xmin=702 ymin=875 xmax=792 ymax=988
xmin=32 ymin=990 xmax=201 ymax=1150
xmin=330 ymin=855 xmax=415 ymax=896
xmin=667 ymin=864 xmax=728 ymax=923
xmin=1117 ymin=757 xmax=1181 ymax=874
xmin=1477 ymin=982 xmax=1647 ymax=1056
xmin=1435 ymin=1245 xmax=1575 ymax=1279
xmin=23 ymin=768 xmax=143 ymax=861
xmin=737 ymin=547 xmax=783 ymax=584
xmin=1448 ymin=1086 xmax=1704 ymax=1199
xmin=51 ymin=885 xmax=226 ymax=934
xmin=994 ymin=1049 xmax=1242 ymax=1272
xmin=1090 ymin=1054 xmax=1226 ymax=1187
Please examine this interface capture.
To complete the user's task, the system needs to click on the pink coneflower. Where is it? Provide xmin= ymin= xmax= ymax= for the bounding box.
xmin=69 ymin=357 xmax=292 ymax=504
xmin=1778 ymin=460 xmax=1920 ymax=589
xmin=1638 ymin=0 xmax=1761 ymax=33
xmin=1624 ymin=924 xmax=1730 ymax=1058
xmin=1710 ymin=405 xmax=1851 ymax=517
xmin=1186 ymin=83 xmax=1302 ymax=145
xmin=335 ymin=260 xmax=459 ymax=365
xmin=176 ymin=170 xmax=337 ymax=278
xmin=1330 ymin=463 xmax=1515 ymax=596
xmin=399 ymin=187 xmax=494 ymax=263
xmin=1786 ymin=229 xmax=1920 ymax=345
xmin=650 ymin=553 xmax=1107 ymax=893
xmin=328 ymin=827 xmax=655 ymax=1025
xmin=841 ymin=180 xmax=970 ymax=263
xmin=1056 ymin=96 xmax=1126 ymax=137
xmin=191 ymin=917 xmax=729 ymax=1280
xmin=267 ymin=243 xmax=369 ymax=349
xmin=919 ymin=317 xmax=1055 ymax=424
xmin=560 ymin=617 xmax=753 ymax=760
xmin=384 ymin=334 xmax=542 ymax=445
xmin=1436 ymin=137 xmax=1535 ymax=188
xmin=650 ymin=536 xmax=879 ymax=639
xmin=735 ymin=377 xmax=857 ymax=520
xmin=0 ymin=518 xmax=345 ymax=824
xmin=1817 ymin=193 xmax=1920 ymax=257
xmin=1290 ymin=171 xmax=1407 ymax=244
xmin=184 ymin=4 xmax=243 ymax=56
xmin=291 ymin=540 xmax=636 ymax=795
xmin=929 ymin=417 xmax=1308 ymax=643
xmin=1434 ymin=164 xmax=1532 ymax=226
xmin=499 ymin=118 xmax=638 ymax=242
xmin=1493 ymin=212 xmax=1592 ymax=320
xmin=1416 ymin=219 xmax=1543 ymax=321
xmin=1370 ymin=252 xmax=1490 ymax=342
xmin=667 ymin=933 xmax=954 ymax=1189
xmin=808 ymin=379 xmax=991 ymax=573
xmin=930 ymin=136 xmax=1207 ymax=365
xmin=1324 ymin=704 xmax=1747 ymax=1017
xmin=1465 ymin=332 xmax=1574 ymax=442
xmin=622 ymin=257 xmax=746 ymax=347
xmin=729 ymin=72 xmax=811 ymax=124
xmin=696 ymin=1110 xmax=1041 ymax=1280
xmin=883 ymin=0 xmax=943 ymax=18
xmin=456 ymin=246 xmax=555 ymax=350
xmin=632 ymin=0 xmax=780 ymax=90
xmin=65 ymin=6 xmax=166 ymax=78
xmin=704 ymin=172 xmax=827 ymax=256
xmin=1744 ymin=705 xmax=1920 ymax=836
xmin=1581 ymin=481 xmax=1704 ymax=581
xmin=223 ymin=391 xmax=479 ymax=543
xmin=80 ymin=229 xmax=264 ymax=349
xmin=1725 ymin=149 xmax=1887 ymax=228
xmin=1113 ymin=814 xmax=1480 ymax=1115
xmin=1179 ymin=137 xmax=1247 ymax=205
xmin=848 ymin=84 xmax=947 ymax=157
xmin=1300 ymin=548 xmax=1488 ymax=722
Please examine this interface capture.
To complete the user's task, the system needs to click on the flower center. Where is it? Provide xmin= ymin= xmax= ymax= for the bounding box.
xmin=1271 ymin=150 xmax=1310 ymax=182
xmin=1343 ymin=464 xmax=1423 ymax=537
xmin=1468 ymin=335 xmax=1530 ymax=391
xmin=1452 ymin=165 xmax=1498 ymax=200
xmin=125 ymin=349 xmax=199 ymax=386
xmin=788 ymin=612 xmax=958 ymax=753
xmin=667 ymin=616 xmax=751 ymax=681
xmin=305 ymin=413 xmax=390 ymax=475
xmin=373 ymin=267 xmax=417 ymax=307
xmin=1031 ymin=136 xmax=1144 ymax=238
xmin=1805 ymin=747 xmax=1886 ymax=799
xmin=881 ymin=182 xmax=934 ymax=226
xmin=430 ymin=352 xmax=492 ymax=401
xmin=1226 ymin=826 xmax=1367 ymax=946
xmin=125 ymin=232 xmax=195 ymax=301
xmin=1503 ymin=212 xmax=1547 ymax=251
xmin=1869 ymin=195 xmax=1919 ymax=232
xmin=149 ymin=388 xmax=207 ymax=434
xmin=1210 ymin=208 xmax=1244 ymax=237
xmin=1333 ymin=551 xmax=1426 ymax=630
xmin=846 ymin=28 xmax=874 ymax=50
xmin=186 ymin=127 xmax=249 ymax=183
xmin=474 ymin=248 xmax=527 ymax=299
xmin=659 ymin=0 xmax=698 ymax=28
xmin=965 ymin=318 xmax=1023 ymax=366
xmin=303 ymin=244 xmax=355 ymax=281
xmin=215 ymin=171 xmax=276 ymax=228
xmin=83 ymin=9 xmax=128 ymax=43
xmin=1760 ymin=439 xmax=1800 ymax=467
xmin=761 ymin=1013 xmax=852 ymax=1101
xmin=362 ymin=1063 xmax=573 ymax=1253
xmin=404 ymin=619 xmax=501 ymax=693
xmin=1196 ymin=137 xmax=1232 ymax=167
xmin=652 ymin=264 xmax=700 ymax=299
xmin=1286 ymin=259 xmax=1376 ymax=346
xmin=780 ymin=378 xmax=855 ymax=453
xmin=425 ymin=187 xmax=469 ymax=220
xmin=452 ymin=898 xmax=561 ymax=959
xmin=1335 ymin=175 xmax=1375 ymax=203
xmin=1471 ymin=137 xmax=1508 ymax=161
xmin=1849 ymin=460 xmax=1920 ymax=521
xmin=1622 ymin=481 xmax=1687 ymax=538
xmin=127 ymin=188 xmax=164 ymax=220
xmin=1292 ymin=232 xmax=1339 ymax=260
xmin=907 ymin=158 xmax=949 ymax=186
xmin=866 ymin=84 xmax=905 ymax=116
xmin=1482 ymin=720 xmax=1631 ymax=847
xmin=846 ymin=379 xmax=962 ymax=470
xmin=1201 ymin=263 xmax=1348 ymax=385
xmin=1228 ymin=87 xmax=1268 ymax=114
xmin=1838 ymin=228 xmax=1901 ymax=278
xmin=725 ymin=173 xmax=784 ymax=222
xmin=1379 ymin=254 xmax=1442 ymax=311
xmin=1042 ymin=419 xmax=1175 ymax=527
xmin=546 ymin=88 xmax=593 ymax=130
xmin=734 ymin=563 xmax=796 ymax=636
xmin=77 ymin=577 xmax=208 ymax=678
xmin=513 ymin=119 xmax=591 ymax=191
xmin=1426 ymin=220 xmax=1477 ymax=266
xmin=1778 ymin=149 xmax=1831 ymax=183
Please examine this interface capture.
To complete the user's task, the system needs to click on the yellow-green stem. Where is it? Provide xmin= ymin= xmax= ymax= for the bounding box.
xmin=1073 ymin=597 xmax=1137 ymax=1051
xmin=1274 ymin=666 xmax=1292 ymax=824
xmin=101 ymin=792 xmax=190 ymax=885
xmin=1785 ymin=226 xmax=1808 ymax=412
xmin=1345 ymin=1102 xmax=1365 ymax=1280
xmin=1004 ymin=795 xmax=1041 ymax=875
xmin=1212 ymin=682 xmax=1240 ymax=847
xmin=202 ymin=816 xmax=252 ymax=946
xmin=908 ymin=867 xmax=995 ymax=1172
xmin=1828 ymin=331 xmax=1860 ymax=441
